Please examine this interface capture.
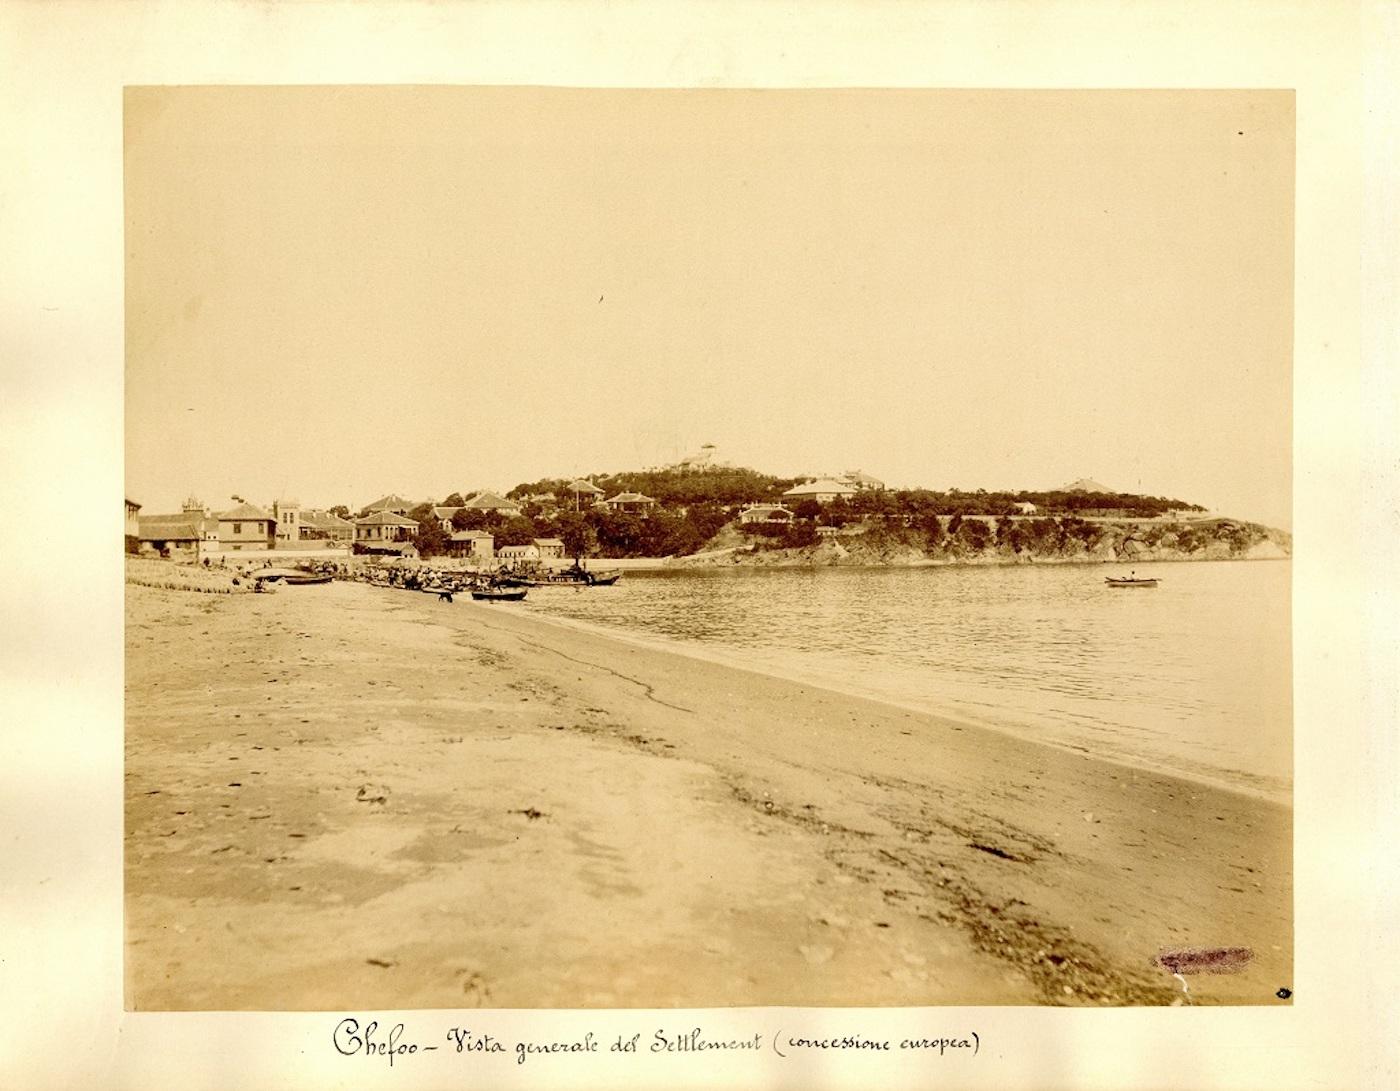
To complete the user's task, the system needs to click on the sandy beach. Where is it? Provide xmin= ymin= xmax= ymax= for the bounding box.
xmin=125 ymin=579 xmax=1290 ymax=1010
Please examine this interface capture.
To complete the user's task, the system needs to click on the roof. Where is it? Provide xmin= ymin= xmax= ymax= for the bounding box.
xmin=783 ymin=479 xmax=856 ymax=497
xmin=138 ymin=514 xmax=218 ymax=540
xmin=450 ymin=530 xmax=493 ymax=541
xmin=840 ymin=470 xmax=885 ymax=486
xmin=216 ymin=501 xmax=272 ymax=520
xmin=125 ymin=497 xmax=141 ymax=509
xmin=464 ymin=491 xmax=520 ymax=510
xmin=300 ymin=509 xmax=353 ymax=528
xmin=355 ymin=511 xmax=420 ymax=527
xmin=605 ymin=492 xmax=656 ymax=504
xmin=533 ymin=537 xmax=564 ymax=546
xmin=432 ymin=506 xmax=463 ymax=520
xmin=498 ymin=544 xmax=538 ymax=553
xmin=743 ymin=504 xmax=794 ymax=515
xmin=364 ymin=493 xmax=415 ymax=511
xmin=565 ymin=478 xmax=605 ymax=494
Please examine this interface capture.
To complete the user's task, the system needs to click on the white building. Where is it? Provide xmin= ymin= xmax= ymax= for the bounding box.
xmin=782 ymin=478 xmax=857 ymax=504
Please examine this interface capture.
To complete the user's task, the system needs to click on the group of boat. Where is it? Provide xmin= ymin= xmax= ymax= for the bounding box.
xmin=247 ymin=560 xmax=624 ymax=602
xmin=469 ymin=562 xmax=623 ymax=601
xmin=326 ymin=559 xmax=625 ymax=603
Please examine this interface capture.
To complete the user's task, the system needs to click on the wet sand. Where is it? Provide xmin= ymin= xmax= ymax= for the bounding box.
xmin=125 ymin=579 xmax=1291 ymax=1010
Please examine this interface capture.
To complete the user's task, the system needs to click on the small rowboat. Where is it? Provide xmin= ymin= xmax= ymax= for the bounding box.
xmin=1105 ymin=576 xmax=1159 ymax=587
xmin=283 ymin=573 xmax=332 ymax=586
xmin=472 ymin=588 xmax=528 ymax=602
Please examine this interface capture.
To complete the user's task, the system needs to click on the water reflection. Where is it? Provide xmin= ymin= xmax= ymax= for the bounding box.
xmin=521 ymin=561 xmax=1292 ymax=802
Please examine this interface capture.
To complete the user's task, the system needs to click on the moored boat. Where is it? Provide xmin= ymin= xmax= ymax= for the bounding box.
xmin=1105 ymin=575 xmax=1159 ymax=587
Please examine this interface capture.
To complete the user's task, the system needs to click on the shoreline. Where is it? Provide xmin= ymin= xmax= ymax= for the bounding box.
xmin=126 ymin=579 xmax=1291 ymax=1010
xmin=510 ymin=598 xmax=1290 ymax=805
xmin=669 ymin=550 xmax=1291 ymax=569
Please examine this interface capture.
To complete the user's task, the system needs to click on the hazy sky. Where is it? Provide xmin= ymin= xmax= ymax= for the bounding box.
xmin=125 ymin=87 xmax=1292 ymax=525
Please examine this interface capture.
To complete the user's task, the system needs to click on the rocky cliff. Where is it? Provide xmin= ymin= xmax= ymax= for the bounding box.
xmin=677 ymin=517 xmax=1291 ymax=568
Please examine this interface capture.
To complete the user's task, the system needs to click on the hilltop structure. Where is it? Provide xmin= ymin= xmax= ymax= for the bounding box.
xmin=1060 ymin=478 xmax=1114 ymax=494
xmin=836 ymin=469 xmax=886 ymax=491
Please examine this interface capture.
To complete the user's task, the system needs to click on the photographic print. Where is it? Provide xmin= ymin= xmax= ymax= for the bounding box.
xmin=123 ymin=86 xmax=1293 ymax=1010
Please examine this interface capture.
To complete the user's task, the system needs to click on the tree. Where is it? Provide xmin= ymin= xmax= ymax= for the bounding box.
xmin=824 ymin=496 xmax=853 ymax=527
xmin=554 ymin=511 xmax=597 ymax=559
xmin=958 ymin=518 xmax=992 ymax=551
xmin=494 ymin=516 xmax=538 ymax=548
xmin=328 ymin=504 xmax=350 ymax=520
xmin=442 ymin=492 xmax=465 ymax=508
xmin=451 ymin=508 xmax=490 ymax=532
xmin=594 ymin=511 xmax=645 ymax=557
xmin=782 ymin=521 xmax=818 ymax=548
xmin=920 ymin=511 xmax=945 ymax=547
xmin=793 ymin=499 xmax=822 ymax=521
xmin=414 ymin=518 xmax=449 ymax=557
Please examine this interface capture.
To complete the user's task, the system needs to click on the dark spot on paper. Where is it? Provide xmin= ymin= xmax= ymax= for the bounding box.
xmin=1155 ymin=946 xmax=1253 ymax=975
xmin=968 ymin=842 xmax=1021 ymax=862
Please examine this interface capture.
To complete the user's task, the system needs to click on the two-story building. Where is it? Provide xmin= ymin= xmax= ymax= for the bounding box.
xmin=354 ymin=511 xmax=420 ymax=544
xmin=533 ymin=537 xmax=565 ymax=560
xmin=448 ymin=530 xmax=494 ymax=564
xmin=271 ymin=499 xmax=303 ymax=545
xmin=218 ymin=501 xmax=276 ymax=551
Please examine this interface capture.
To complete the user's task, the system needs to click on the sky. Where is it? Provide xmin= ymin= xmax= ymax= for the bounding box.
xmin=125 ymin=87 xmax=1292 ymax=525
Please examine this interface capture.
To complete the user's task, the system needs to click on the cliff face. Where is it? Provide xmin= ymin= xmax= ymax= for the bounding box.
xmin=678 ymin=518 xmax=1291 ymax=568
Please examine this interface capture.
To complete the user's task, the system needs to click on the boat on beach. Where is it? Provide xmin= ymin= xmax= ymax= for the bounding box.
xmin=249 ymin=567 xmax=331 ymax=586
xmin=472 ymin=587 xmax=528 ymax=602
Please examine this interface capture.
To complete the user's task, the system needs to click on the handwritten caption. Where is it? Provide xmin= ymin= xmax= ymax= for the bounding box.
xmin=332 ymin=1018 xmax=980 ymax=1069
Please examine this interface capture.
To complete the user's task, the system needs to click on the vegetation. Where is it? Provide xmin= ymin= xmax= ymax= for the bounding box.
xmin=395 ymin=464 xmax=1230 ymax=560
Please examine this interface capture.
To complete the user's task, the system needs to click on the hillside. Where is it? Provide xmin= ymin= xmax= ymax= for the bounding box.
xmin=679 ymin=515 xmax=1290 ymax=568
xmin=399 ymin=465 xmax=1252 ymax=563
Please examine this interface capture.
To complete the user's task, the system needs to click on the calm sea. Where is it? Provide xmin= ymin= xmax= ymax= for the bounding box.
xmin=518 ymin=561 xmax=1292 ymax=803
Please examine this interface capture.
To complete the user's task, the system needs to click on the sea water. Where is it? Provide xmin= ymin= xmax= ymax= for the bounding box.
xmin=519 ymin=560 xmax=1291 ymax=803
